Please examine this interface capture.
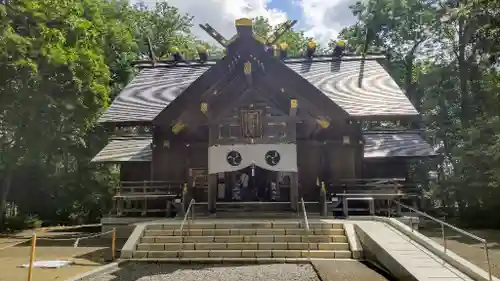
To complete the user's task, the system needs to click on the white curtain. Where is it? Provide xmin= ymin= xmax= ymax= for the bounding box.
xmin=208 ymin=144 xmax=297 ymax=174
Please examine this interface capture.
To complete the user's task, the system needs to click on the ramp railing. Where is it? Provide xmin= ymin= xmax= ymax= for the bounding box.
xmin=300 ymin=197 xmax=311 ymax=259
xmin=391 ymin=200 xmax=492 ymax=281
xmin=178 ymin=199 xmax=195 ymax=252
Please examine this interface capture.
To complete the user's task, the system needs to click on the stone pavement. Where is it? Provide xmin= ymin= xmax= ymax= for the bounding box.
xmin=311 ymin=260 xmax=389 ymax=281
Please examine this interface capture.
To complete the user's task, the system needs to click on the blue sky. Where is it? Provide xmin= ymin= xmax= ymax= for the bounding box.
xmin=267 ymin=0 xmax=302 ymax=21
xmin=131 ymin=0 xmax=359 ymax=44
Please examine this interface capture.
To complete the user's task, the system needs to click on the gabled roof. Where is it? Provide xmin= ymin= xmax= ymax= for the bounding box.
xmin=98 ymin=53 xmax=417 ymax=124
xmin=284 ymin=57 xmax=418 ymax=117
xmin=91 ymin=137 xmax=152 ymax=162
xmin=98 ymin=63 xmax=215 ymax=123
xmin=363 ymin=132 xmax=436 ymax=158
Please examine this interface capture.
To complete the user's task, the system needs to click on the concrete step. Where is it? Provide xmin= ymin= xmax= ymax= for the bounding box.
xmin=140 ymin=235 xmax=348 ymax=243
xmin=136 ymin=242 xmax=350 ymax=251
xmin=132 ymin=249 xmax=352 ymax=259
xmin=143 ymin=228 xmax=345 ymax=236
xmin=127 ymin=257 xmax=345 ymax=264
xmin=146 ymin=222 xmax=344 ymax=230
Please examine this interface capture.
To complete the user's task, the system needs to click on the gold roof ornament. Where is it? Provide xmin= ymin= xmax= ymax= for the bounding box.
xmin=279 ymin=42 xmax=289 ymax=50
xmin=196 ymin=44 xmax=207 ymax=53
xmin=307 ymin=39 xmax=317 ymax=49
xmin=197 ymin=45 xmax=208 ymax=62
xmin=200 ymin=102 xmax=208 ymax=114
xmin=316 ymin=118 xmax=330 ymax=128
xmin=306 ymin=39 xmax=317 ymax=58
xmin=235 ymin=18 xmax=252 ymax=26
xmin=243 ymin=61 xmax=252 ymax=75
xmin=333 ymin=39 xmax=346 ymax=57
xmin=172 ymin=121 xmax=185 ymax=134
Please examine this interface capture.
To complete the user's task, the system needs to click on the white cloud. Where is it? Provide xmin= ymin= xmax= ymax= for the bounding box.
xmin=131 ymin=0 xmax=358 ymax=45
xmin=298 ymin=0 xmax=358 ymax=44
xmin=133 ymin=0 xmax=288 ymax=45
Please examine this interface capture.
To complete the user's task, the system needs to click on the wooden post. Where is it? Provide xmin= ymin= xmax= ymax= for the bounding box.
xmin=166 ymin=200 xmax=172 ymax=217
xmin=27 ymin=233 xmax=37 ymax=281
xmin=320 ymin=181 xmax=327 ymax=217
xmin=111 ymin=228 xmax=116 ymax=261
xmin=208 ymin=174 xmax=217 ymax=213
xmin=290 ymin=172 xmax=298 ymax=211
xmin=141 ymin=180 xmax=147 ymax=216
xmin=343 ymin=197 xmax=348 ymax=218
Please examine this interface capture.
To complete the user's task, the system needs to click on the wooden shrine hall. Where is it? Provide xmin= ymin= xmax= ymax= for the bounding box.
xmin=92 ymin=18 xmax=437 ymax=217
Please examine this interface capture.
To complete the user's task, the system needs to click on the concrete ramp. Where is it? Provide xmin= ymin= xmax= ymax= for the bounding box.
xmin=355 ymin=221 xmax=473 ymax=281
xmin=312 ymin=260 xmax=390 ymax=281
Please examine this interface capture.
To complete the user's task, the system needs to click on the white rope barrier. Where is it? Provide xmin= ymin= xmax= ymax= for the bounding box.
xmin=0 ymin=239 xmax=30 ymax=250
xmin=36 ymin=229 xmax=116 ymax=248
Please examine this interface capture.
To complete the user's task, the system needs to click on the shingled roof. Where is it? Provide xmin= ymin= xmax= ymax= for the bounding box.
xmin=98 ymin=63 xmax=214 ymax=123
xmin=91 ymin=137 xmax=152 ymax=162
xmin=363 ymin=132 xmax=436 ymax=158
xmin=284 ymin=57 xmax=418 ymax=117
xmin=98 ymin=56 xmax=417 ymax=124
xmin=91 ymin=133 xmax=435 ymax=162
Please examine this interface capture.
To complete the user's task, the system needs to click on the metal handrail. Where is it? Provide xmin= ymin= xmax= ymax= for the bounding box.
xmin=392 ymin=200 xmax=492 ymax=281
xmin=300 ymin=197 xmax=311 ymax=260
xmin=178 ymin=199 xmax=195 ymax=252
xmin=300 ymin=198 xmax=310 ymax=231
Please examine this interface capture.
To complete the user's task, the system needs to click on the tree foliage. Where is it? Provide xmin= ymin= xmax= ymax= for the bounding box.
xmin=3 ymin=0 xmax=499 ymax=230
xmin=0 ymin=0 xmax=198 ymax=229
xmin=340 ymin=0 xmax=500 ymax=227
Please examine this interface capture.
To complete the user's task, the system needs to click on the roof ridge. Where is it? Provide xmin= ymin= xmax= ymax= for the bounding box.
xmin=135 ymin=62 xmax=217 ymax=69
xmin=110 ymin=135 xmax=152 ymax=140
xmin=363 ymin=129 xmax=424 ymax=134
xmin=283 ymin=55 xmax=385 ymax=64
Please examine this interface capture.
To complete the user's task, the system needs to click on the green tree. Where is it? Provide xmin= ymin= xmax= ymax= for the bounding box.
xmin=0 ymin=0 xmax=205 ymax=229
xmin=131 ymin=1 xmax=198 ymax=60
xmin=253 ymin=16 xmax=309 ymax=57
xmin=340 ymin=0 xmax=500 ymax=227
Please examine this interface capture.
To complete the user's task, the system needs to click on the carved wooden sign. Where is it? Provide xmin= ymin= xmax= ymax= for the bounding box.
xmin=240 ymin=109 xmax=262 ymax=138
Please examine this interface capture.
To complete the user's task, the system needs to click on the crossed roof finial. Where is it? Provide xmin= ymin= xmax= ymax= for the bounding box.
xmin=198 ymin=18 xmax=298 ymax=49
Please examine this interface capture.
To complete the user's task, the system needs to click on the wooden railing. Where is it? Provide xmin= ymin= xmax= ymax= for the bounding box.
xmin=325 ymin=178 xmax=420 ymax=216
xmin=113 ymin=181 xmax=183 ymax=216
xmin=326 ymin=178 xmax=421 ymax=197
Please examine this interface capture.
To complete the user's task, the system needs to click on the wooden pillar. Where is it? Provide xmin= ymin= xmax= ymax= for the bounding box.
xmin=208 ymin=123 xmax=218 ymax=213
xmin=290 ymin=172 xmax=298 ymax=211
xmin=208 ymin=174 xmax=217 ymax=213
xmin=396 ymin=202 xmax=402 ymax=216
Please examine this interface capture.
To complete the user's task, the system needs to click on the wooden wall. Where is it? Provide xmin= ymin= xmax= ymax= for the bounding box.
xmin=151 ymin=139 xmax=208 ymax=183
xmin=120 ymin=162 xmax=151 ymax=181
xmin=297 ymin=140 xmax=362 ymax=201
xmin=362 ymin=158 xmax=409 ymax=179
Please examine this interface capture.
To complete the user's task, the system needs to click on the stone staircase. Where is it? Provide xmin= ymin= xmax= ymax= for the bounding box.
xmin=132 ymin=220 xmax=354 ymax=262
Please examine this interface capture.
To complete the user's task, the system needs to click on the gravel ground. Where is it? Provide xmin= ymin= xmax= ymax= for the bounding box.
xmin=81 ymin=263 xmax=320 ymax=281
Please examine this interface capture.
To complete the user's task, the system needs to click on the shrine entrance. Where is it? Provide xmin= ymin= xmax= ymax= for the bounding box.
xmin=214 ymin=166 xmax=292 ymax=203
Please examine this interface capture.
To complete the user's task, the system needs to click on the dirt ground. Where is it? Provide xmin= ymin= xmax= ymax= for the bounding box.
xmin=419 ymin=227 xmax=500 ymax=278
xmin=0 ymin=228 xmax=126 ymax=281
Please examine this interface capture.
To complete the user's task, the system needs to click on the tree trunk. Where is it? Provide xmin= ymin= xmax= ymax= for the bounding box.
xmin=0 ymin=171 xmax=13 ymax=230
